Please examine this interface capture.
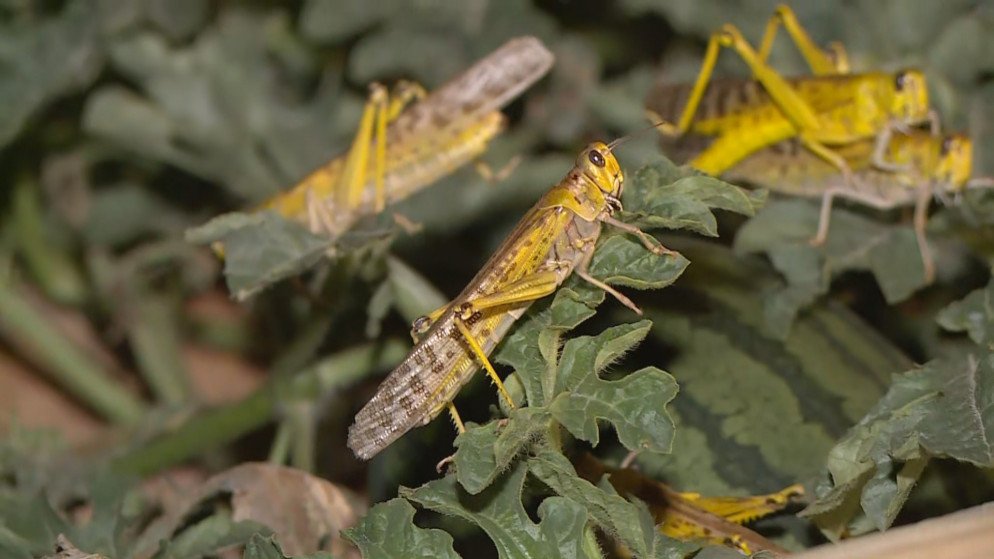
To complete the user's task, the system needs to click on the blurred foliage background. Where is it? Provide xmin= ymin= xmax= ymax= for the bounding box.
xmin=2 ymin=1 xmax=994 ymax=558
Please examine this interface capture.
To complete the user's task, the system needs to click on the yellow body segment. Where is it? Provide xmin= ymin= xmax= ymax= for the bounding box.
xmin=574 ymin=453 xmax=801 ymax=556
xmin=347 ymin=143 xmax=673 ymax=460
xmin=645 ymin=5 xmax=931 ymax=178
xmin=256 ymin=36 xmax=555 ymax=239
xmin=652 ymin=71 xmax=930 ymax=176
xmin=656 ymin=484 xmax=804 ymax=554
xmin=720 ymin=131 xmax=975 ymax=197
xmin=679 ymin=130 xmax=992 ymax=282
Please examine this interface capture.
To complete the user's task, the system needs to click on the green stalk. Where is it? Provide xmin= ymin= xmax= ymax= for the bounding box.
xmin=286 ymin=401 xmax=317 ymax=473
xmin=112 ymin=340 xmax=407 ymax=475
xmin=0 ymin=281 xmax=145 ymax=424
xmin=11 ymin=177 xmax=88 ymax=306
xmin=267 ymin=421 xmax=292 ymax=465
xmin=128 ymin=289 xmax=192 ymax=405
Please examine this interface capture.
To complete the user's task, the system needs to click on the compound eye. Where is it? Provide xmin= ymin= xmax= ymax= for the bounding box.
xmin=588 ymin=150 xmax=606 ymax=168
xmin=895 ymin=71 xmax=907 ymax=91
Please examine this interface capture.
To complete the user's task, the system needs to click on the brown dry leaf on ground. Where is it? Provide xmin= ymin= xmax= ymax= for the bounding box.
xmin=137 ymin=462 xmax=366 ymax=559
xmin=43 ymin=535 xmax=109 ymax=559
xmin=140 ymin=466 xmax=212 ymax=517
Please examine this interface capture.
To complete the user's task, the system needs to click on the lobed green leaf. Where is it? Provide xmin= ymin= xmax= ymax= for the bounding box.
xmin=802 ymin=350 xmax=994 ymax=538
xmin=588 ymin=235 xmax=690 ymax=290
xmin=527 ymin=450 xmax=696 ymax=559
xmin=550 ymin=322 xmax=678 ymax=453
xmin=344 ymin=499 xmax=460 ymax=559
xmin=186 ymin=212 xmax=332 ymax=300
xmin=453 ymin=408 xmax=551 ymax=495
xmin=622 ymin=162 xmax=760 ymax=237
xmin=404 ymin=463 xmax=587 ymax=559
xmin=937 ymin=277 xmax=994 ymax=349
xmin=735 ymin=200 xmax=931 ymax=337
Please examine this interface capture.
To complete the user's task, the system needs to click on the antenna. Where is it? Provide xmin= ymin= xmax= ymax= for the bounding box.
xmin=606 ymin=117 xmax=672 ymax=152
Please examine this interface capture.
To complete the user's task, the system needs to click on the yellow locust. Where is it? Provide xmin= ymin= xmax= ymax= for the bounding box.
xmin=253 ymin=37 xmax=554 ymax=243
xmin=347 ymin=142 xmax=674 ymax=460
xmin=656 ymin=483 xmax=802 ymax=554
xmin=675 ymin=127 xmax=993 ymax=282
xmin=645 ymin=4 xmax=933 ymax=183
xmin=575 ymin=453 xmax=802 ymax=555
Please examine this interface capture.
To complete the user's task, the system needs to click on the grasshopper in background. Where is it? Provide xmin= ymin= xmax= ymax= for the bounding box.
xmin=645 ymin=4 xmax=934 ymax=188
xmin=675 ymin=128 xmax=994 ymax=282
xmin=347 ymin=142 xmax=675 ymax=460
xmin=574 ymin=453 xmax=803 ymax=556
xmin=227 ymin=37 xmax=553 ymax=252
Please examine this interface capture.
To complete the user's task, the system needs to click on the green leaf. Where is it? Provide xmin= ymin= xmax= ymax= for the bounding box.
xmin=350 ymin=30 xmax=469 ymax=88
xmin=344 ymin=499 xmax=460 ymax=559
xmin=165 ymin=514 xmax=272 ymax=559
xmin=241 ymin=535 xmax=337 ymax=559
xmin=588 ymin=235 xmax=690 ymax=290
xmin=82 ymin=183 xmax=189 ymax=247
xmin=299 ymin=0 xmax=396 ymax=43
xmin=622 ymin=161 xmax=760 ymax=237
xmin=937 ymin=277 xmax=994 ymax=349
xmin=550 ymin=321 xmax=678 ymax=453
xmin=0 ymin=493 xmax=69 ymax=558
xmin=241 ymin=536 xmax=291 ymax=559
xmin=185 ymin=211 xmax=332 ymax=300
xmin=453 ymin=407 xmax=551 ymax=495
xmin=735 ymin=200 xmax=931 ymax=337
xmin=344 ymin=1 xmax=556 ymax=87
xmin=495 ymin=286 xmax=604 ymax=407
xmin=404 ymin=463 xmax=587 ymax=559
xmin=0 ymin=0 xmax=106 ymax=148
xmin=527 ymin=450 xmax=696 ymax=559
xmin=801 ymin=350 xmax=994 ymax=538
xmin=128 ymin=288 xmax=192 ymax=405
xmin=84 ymin=12 xmax=350 ymax=202
xmin=0 ymin=527 xmax=32 ymax=559
xmin=145 ymin=0 xmax=210 ymax=40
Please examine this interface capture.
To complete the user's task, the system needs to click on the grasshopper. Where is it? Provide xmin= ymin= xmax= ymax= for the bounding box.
xmin=653 ymin=483 xmax=803 ymax=554
xmin=254 ymin=36 xmax=554 ymax=243
xmin=681 ymin=128 xmax=994 ymax=282
xmin=347 ymin=142 xmax=675 ymax=460
xmin=645 ymin=4 xmax=933 ymax=182
xmin=575 ymin=453 xmax=801 ymax=555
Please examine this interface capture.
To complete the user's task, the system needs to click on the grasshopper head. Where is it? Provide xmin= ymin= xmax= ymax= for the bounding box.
xmin=579 ymin=142 xmax=624 ymax=200
xmin=890 ymin=70 xmax=930 ymax=125
xmin=937 ymin=134 xmax=973 ymax=192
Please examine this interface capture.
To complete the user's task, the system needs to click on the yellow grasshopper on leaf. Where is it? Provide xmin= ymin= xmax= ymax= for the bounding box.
xmin=645 ymin=4 xmax=933 ymax=186
xmin=347 ymin=142 xmax=675 ymax=460
xmin=675 ymin=125 xmax=993 ymax=282
xmin=251 ymin=37 xmax=554 ymax=245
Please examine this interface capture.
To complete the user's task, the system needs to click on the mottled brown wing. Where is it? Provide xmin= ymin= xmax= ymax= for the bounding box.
xmin=347 ymin=205 xmax=571 ymax=460
xmin=392 ymin=36 xmax=555 ymax=136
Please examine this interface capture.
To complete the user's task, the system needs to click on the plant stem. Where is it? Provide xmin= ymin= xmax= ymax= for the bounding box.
xmin=11 ymin=176 xmax=88 ymax=306
xmin=111 ymin=340 xmax=407 ymax=475
xmin=128 ymin=289 xmax=192 ymax=405
xmin=286 ymin=400 xmax=317 ymax=473
xmin=268 ymin=421 xmax=292 ymax=465
xmin=0 ymin=280 xmax=145 ymax=424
